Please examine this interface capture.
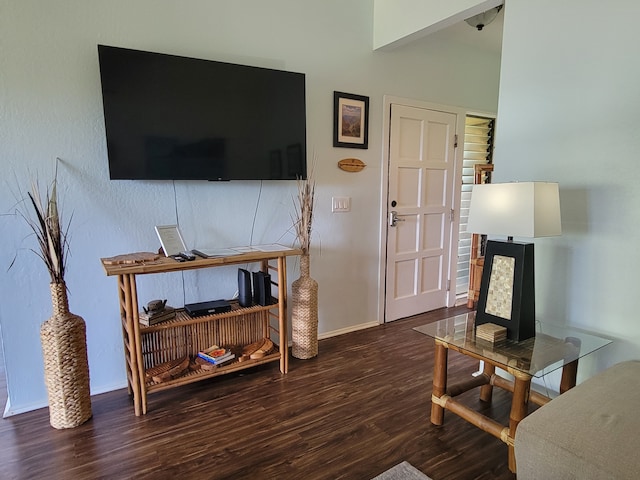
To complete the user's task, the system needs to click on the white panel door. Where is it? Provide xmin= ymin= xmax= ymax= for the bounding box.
xmin=385 ymin=104 xmax=457 ymax=321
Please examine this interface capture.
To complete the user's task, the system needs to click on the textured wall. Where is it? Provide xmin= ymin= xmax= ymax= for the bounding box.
xmin=494 ymin=0 xmax=640 ymax=382
xmin=0 ymin=0 xmax=500 ymax=414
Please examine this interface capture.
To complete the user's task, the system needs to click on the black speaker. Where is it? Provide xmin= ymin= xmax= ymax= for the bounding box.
xmin=238 ymin=268 xmax=252 ymax=307
xmin=252 ymin=271 xmax=272 ymax=306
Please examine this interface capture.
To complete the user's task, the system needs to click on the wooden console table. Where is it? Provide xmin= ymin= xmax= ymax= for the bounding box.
xmin=101 ymin=247 xmax=301 ymax=415
xmin=414 ymin=312 xmax=611 ymax=473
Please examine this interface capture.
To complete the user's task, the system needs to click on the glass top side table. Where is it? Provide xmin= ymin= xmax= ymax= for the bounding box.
xmin=413 ymin=312 xmax=612 ymax=378
xmin=413 ymin=311 xmax=612 ymax=473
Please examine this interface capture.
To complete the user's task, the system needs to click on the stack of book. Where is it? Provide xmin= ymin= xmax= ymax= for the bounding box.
xmin=476 ymin=323 xmax=507 ymax=343
xmin=197 ymin=345 xmax=235 ymax=366
xmin=139 ymin=306 xmax=176 ymax=326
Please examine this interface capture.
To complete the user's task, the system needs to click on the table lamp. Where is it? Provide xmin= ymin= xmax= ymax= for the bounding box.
xmin=466 ymin=182 xmax=561 ymax=341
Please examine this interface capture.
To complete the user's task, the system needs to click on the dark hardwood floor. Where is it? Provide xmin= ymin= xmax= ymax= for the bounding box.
xmin=0 ymin=306 xmax=518 ymax=480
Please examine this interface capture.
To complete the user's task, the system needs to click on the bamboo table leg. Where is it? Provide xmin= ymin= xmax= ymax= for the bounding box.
xmin=117 ymin=276 xmax=133 ymax=397
xmin=277 ymin=256 xmax=288 ymax=374
xmin=430 ymin=340 xmax=448 ymax=426
xmin=560 ymin=360 xmax=578 ymax=394
xmin=121 ymin=274 xmax=142 ymax=416
xmin=560 ymin=337 xmax=581 ymax=393
xmin=507 ymin=370 xmax=532 ymax=473
xmin=479 ymin=362 xmax=495 ymax=402
xmin=129 ymin=274 xmax=147 ymax=415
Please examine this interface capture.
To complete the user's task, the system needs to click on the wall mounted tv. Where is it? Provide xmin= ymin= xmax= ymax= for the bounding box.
xmin=97 ymin=45 xmax=306 ymax=181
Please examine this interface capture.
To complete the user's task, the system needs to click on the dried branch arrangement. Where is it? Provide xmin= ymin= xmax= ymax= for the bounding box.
xmin=13 ymin=160 xmax=71 ymax=283
xmin=293 ymin=170 xmax=315 ymax=255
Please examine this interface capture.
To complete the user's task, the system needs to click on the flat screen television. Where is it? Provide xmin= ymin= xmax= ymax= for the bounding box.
xmin=97 ymin=45 xmax=306 ymax=181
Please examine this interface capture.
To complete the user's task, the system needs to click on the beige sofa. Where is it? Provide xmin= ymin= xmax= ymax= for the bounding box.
xmin=515 ymin=360 xmax=640 ymax=479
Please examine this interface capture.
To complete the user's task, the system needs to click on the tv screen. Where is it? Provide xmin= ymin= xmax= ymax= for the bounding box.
xmin=97 ymin=45 xmax=306 ymax=180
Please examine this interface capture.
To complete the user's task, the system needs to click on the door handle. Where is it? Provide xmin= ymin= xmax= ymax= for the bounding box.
xmin=389 ymin=210 xmax=406 ymax=227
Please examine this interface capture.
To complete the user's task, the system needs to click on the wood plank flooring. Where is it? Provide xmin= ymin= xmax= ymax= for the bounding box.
xmin=0 ymin=306 xmax=518 ymax=480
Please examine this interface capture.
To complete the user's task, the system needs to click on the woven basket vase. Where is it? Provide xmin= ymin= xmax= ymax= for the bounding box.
xmin=291 ymin=254 xmax=319 ymax=359
xmin=40 ymin=282 xmax=92 ymax=429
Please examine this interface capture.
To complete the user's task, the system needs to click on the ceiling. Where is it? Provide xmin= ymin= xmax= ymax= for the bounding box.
xmin=413 ymin=7 xmax=504 ymax=55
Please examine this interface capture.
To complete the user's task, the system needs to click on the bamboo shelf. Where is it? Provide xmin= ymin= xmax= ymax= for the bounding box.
xmin=146 ymin=351 xmax=281 ymax=393
xmin=101 ymin=247 xmax=301 ymax=415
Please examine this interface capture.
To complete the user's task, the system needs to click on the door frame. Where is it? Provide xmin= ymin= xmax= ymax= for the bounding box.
xmin=378 ymin=95 xmax=467 ymax=323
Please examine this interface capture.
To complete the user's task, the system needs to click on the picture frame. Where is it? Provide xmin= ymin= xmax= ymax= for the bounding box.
xmin=333 ymin=91 xmax=369 ymax=149
xmin=475 ymin=240 xmax=536 ymax=341
xmin=154 ymin=225 xmax=187 ymax=257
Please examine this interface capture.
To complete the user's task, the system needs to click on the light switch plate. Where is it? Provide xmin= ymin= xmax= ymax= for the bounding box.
xmin=332 ymin=196 xmax=351 ymax=212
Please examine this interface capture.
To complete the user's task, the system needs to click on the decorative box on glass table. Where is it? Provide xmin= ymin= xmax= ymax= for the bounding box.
xmin=413 ymin=312 xmax=611 ymax=473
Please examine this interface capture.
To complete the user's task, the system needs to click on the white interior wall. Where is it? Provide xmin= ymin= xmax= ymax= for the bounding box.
xmin=493 ymin=0 xmax=640 ymax=383
xmin=0 ymin=0 xmax=500 ymax=415
xmin=373 ymin=0 xmax=502 ymax=50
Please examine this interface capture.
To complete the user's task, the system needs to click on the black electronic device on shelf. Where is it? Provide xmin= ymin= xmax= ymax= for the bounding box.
xmin=252 ymin=271 xmax=273 ymax=306
xmin=184 ymin=300 xmax=232 ymax=317
xmin=238 ymin=269 xmax=253 ymax=307
xmin=97 ymin=44 xmax=307 ymax=181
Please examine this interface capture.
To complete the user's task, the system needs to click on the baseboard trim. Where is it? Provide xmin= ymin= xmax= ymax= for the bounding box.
xmin=318 ymin=321 xmax=380 ymax=340
xmin=3 ymin=398 xmax=47 ymax=418
xmin=3 ymin=381 xmax=128 ymax=418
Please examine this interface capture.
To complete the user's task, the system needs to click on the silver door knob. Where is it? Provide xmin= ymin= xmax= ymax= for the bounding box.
xmin=389 ymin=210 xmax=406 ymax=227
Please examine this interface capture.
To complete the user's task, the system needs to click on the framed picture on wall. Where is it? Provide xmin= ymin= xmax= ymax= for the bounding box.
xmin=333 ymin=91 xmax=369 ymax=149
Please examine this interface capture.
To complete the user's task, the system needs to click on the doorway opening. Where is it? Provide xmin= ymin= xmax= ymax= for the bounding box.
xmin=456 ymin=115 xmax=495 ymax=302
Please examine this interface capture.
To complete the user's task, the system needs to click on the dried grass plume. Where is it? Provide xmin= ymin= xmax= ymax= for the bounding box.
xmin=293 ymin=167 xmax=315 ymax=255
xmin=12 ymin=159 xmax=71 ymax=284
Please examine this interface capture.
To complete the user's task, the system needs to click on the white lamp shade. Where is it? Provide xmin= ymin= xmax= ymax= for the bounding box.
xmin=466 ymin=182 xmax=561 ymax=238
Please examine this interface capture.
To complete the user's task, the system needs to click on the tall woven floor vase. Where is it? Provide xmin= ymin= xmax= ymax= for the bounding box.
xmin=291 ymin=254 xmax=319 ymax=359
xmin=40 ymin=282 xmax=92 ymax=429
